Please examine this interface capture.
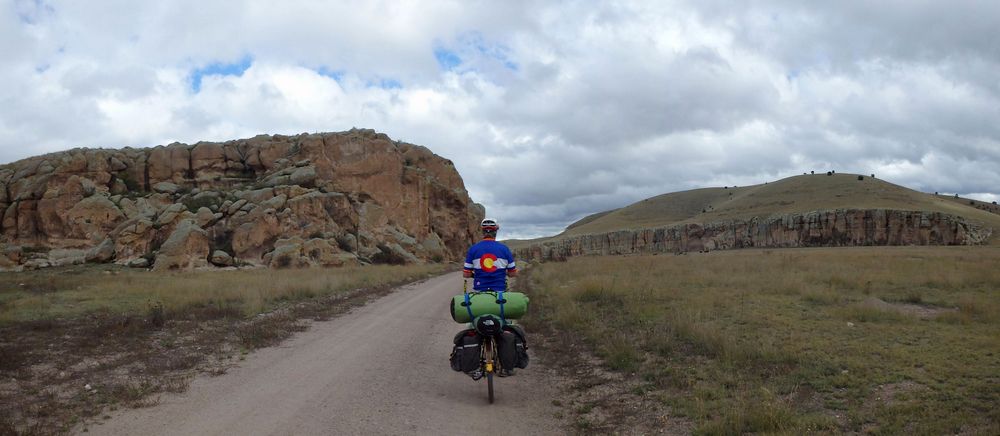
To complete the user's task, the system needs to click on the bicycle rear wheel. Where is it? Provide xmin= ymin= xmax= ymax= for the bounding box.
xmin=487 ymin=372 xmax=494 ymax=404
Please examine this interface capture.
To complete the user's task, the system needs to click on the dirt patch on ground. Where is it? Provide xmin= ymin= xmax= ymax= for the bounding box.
xmin=527 ymin=325 xmax=692 ymax=434
xmin=0 ymin=279 xmax=419 ymax=435
xmin=870 ymin=381 xmax=928 ymax=406
xmin=523 ymin=312 xmax=692 ymax=434
xmin=863 ymin=297 xmax=957 ymax=319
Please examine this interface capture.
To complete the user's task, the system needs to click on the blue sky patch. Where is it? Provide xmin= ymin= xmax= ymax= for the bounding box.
xmin=434 ymin=33 xmax=518 ymax=73
xmin=373 ymin=78 xmax=402 ymax=89
xmin=434 ymin=47 xmax=462 ymax=70
xmin=16 ymin=0 xmax=55 ymax=25
xmin=191 ymin=55 xmax=253 ymax=92
xmin=317 ymin=67 xmax=345 ymax=82
xmin=463 ymin=32 xmax=518 ymax=71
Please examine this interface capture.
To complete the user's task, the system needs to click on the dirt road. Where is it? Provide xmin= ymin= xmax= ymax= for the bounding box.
xmin=84 ymin=273 xmax=562 ymax=435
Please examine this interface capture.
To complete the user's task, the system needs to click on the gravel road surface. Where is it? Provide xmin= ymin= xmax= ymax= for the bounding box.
xmin=84 ymin=272 xmax=562 ymax=435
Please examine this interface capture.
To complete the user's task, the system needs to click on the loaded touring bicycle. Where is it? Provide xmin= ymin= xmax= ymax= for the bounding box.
xmin=449 ymin=279 xmax=529 ymax=404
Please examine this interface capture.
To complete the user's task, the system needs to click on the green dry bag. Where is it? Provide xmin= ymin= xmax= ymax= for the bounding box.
xmin=450 ymin=291 xmax=529 ymax=323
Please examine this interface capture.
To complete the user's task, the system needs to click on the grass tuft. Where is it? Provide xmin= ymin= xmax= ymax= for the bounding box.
xmin=235 ymin=313 xmax=307 ymax=350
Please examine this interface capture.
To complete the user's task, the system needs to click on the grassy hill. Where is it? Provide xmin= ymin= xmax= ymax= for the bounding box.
xmin=516 ymin=173 xmax=1000 ymax=246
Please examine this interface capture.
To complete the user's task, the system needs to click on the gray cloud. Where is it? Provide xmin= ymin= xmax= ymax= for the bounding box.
xmin=1 ymin=1 xmax=998 ymax=239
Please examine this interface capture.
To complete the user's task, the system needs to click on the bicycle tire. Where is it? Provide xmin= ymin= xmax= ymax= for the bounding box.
xmin=487 ymin=372 xmax=494 ymax=404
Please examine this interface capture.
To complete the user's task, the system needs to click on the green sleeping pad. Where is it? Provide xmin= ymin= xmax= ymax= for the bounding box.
xmin=450 ymin=291 xmax=529 ymax=323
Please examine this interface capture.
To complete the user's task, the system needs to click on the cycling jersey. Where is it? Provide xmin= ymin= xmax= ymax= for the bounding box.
xmin=464 ymin=238 xmax=516 ymax=291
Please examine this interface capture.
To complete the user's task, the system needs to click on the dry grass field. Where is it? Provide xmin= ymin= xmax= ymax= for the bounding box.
xmin=0 ymin=264 xmax=446 ymax=325
xmin=0 ymin=263 xmax=447 ymax=434
xmin=524 ymin=246 xmax=1000 ymax=434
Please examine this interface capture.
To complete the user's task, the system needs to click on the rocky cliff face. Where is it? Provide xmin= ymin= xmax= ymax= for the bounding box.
xmin=517 ymin=209 xmax=992 ymax=261
xmin=0 ymin=129 xmax=484 ymax=271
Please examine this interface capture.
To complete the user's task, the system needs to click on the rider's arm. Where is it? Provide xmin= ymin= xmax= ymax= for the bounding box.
xmin=463 ymin=249 xmax=475 ymax=278
xmin=505 ymin=247 xmax=517 ymax=277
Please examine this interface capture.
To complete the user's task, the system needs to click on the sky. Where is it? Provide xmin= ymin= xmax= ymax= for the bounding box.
xmin=3 ymin=0 xmax=1000 ymax=239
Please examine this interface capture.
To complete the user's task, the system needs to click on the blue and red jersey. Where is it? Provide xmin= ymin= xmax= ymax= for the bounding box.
xmin=464 ymin=238 xmax=516 ymax=291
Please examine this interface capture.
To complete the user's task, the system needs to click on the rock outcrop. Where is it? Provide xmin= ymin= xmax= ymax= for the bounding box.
xmin=0 ymin=129 xmax=483 ymax=271
xmin=517 ymin=209 xmax=992 ymax=261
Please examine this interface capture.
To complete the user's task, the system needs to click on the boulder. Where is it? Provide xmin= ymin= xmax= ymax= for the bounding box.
xmin=23 ymin=258 xmax=51 ymax=270
xmin=195 ymin=207 xmax=218 ymax=228
xmin=48 ymin=248 xmax=86 ymax=267
xmin=147 ymin=144 xmax=190 ymax=184
xmin=301 ymin=238 xmax=355 ymax=267
xmin=156 ymin=203 xmax=189 ymax=226
xmin=227 ymin=199 xmax=248 ymax=215
xmin=265 ymin=238 xmax=311 ymax=268
xmin=85 ymin=238 xmax=115 ymax=263
xmin=421 ymin=232 xmax=446 ymax=260
xmin=289 ymin=165 xmax=317 ymax=187
xmin=153 ymin=220 xmax=210 ymax=271
xmin=64 ymin=195 xmax=125 ymax=241
xmin=190 ymin=142 xmax=226 ymax=183
xmin=152 ymin=181 xmax=181 ymax=194
xmin=263 ymin=237 xmax=357 ymax=268
xmin=0 ymin=254 xmax=17 ymax=270
xmin=112 ymin=218 xmax=156 ymax=263
xmin=231 ymin=213 xmax=281 ymax=262
xmin=235 ymin=188 xmax=274 ymax=205
xmin=3 ymin=245 xmax=23 ymax=264
xmin=379 ymin=242 xmax=420 ymax=264
xmin=109 ymin=156 xmax=128 ymax=172
xmin=210 ymin=250 xmax=235 ymax=267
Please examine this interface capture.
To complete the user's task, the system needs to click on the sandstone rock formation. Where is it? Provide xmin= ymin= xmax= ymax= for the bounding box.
xmin=0 ymin=129 xmax=484 ymax=271
xmin=517 ymin=209 xmax=992 ymax=261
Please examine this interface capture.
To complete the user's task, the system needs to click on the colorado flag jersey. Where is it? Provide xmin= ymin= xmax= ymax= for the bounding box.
xmin=464 ymin=238 xmax=516 ymax=291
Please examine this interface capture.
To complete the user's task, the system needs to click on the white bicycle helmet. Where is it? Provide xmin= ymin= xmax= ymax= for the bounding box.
xmin=481 ymin=218 xmax=499 ymax=231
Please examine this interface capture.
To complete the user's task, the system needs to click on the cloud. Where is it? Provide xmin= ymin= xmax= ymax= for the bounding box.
xmin=1 ymin=0 xmax=999 ymax=240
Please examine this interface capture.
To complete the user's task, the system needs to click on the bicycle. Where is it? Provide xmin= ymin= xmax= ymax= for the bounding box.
xmin=462 ymin=278 xmax=506 ymax=404
xmin=453 ymin=276 xmax=530 ymax=404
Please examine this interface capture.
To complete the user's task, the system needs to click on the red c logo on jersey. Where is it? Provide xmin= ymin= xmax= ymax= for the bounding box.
xmin=479 ymin=253 xmax=498 ymax=272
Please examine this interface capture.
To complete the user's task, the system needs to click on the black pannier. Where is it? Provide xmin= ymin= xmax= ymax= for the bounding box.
xmin=498 ymin=325 xmax=529 ymax=370
xmin=449 ymin=329 xmax=481 ymax=373
xmin=497 ymin=330 xmax=517 ymax=371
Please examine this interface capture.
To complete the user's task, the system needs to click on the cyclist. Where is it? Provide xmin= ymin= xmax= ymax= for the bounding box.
xmin=463 ymin=218 xmax=517 ymax=288
xmin=463 ymin=218 xmax=521 ymax=378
